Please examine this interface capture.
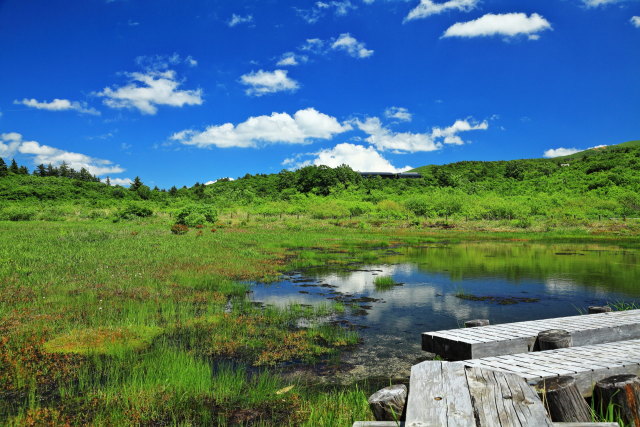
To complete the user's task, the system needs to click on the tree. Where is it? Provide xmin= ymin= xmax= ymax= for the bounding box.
xmin=0 ymin=158 xmax=7 ymax=177
xmin=105 ymin=176 xmax=111 ymax=186
xmin=169 ymin=186 xmax=178 ymax=196
xmin=130 ymin=176 xmax=143 ymax=191
xmin=18 ymin=166 xmax=29 ymax=175
xmin=9 ymin=159 xmax=19 ymax=174
xmin=36 ymin=164 xmax=46 ymax=177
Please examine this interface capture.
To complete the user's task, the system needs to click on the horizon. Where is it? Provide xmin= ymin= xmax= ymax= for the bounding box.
xmin=1 ymin=0 xmax=639 ymax=188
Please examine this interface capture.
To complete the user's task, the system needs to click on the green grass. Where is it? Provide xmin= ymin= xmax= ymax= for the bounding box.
xmin=374 ymin=276 xmax=398 ymax=291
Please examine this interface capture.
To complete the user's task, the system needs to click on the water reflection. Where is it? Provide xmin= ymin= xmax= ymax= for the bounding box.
xmin=250 ymin=242 xmax=640 ymax=379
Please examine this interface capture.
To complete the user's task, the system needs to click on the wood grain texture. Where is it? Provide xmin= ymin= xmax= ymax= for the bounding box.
xmin=423 ymin=309 xmax=640 ymax=360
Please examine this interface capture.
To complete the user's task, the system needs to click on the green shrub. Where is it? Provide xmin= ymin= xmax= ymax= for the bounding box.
xmin=0 ymin=206 xmax=37 ymax=221
xmin=176 ymin=205 xmax=218 ymax=225
xmin=117 ymin=203 xmax=153 ymax=220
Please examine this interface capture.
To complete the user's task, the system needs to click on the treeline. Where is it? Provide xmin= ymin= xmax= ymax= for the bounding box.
xmin=1 ymin=141 xmax=639 ymax=224
xmin=0 ymin=157 xmax=100 ymax=182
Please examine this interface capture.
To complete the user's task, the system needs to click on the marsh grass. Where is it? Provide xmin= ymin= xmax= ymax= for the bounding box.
xmin=374 ymin=276 xmax=397 ymax=291
xmin=0 ymin=221 xmax=393 ymax=425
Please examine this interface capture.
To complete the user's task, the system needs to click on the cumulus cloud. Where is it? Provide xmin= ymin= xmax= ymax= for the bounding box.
xmin=431 ymin=119 xmax=489 ymax=145
xmin=331 ymin=33 xmax=374 ymax=58
xmin=356 ymin=117 xmax=488 ymax=153
xmin=98 ymin=70 xmax=203 ymax=114
xmin=0 ymin=133 xmax=124 ymax=176
xmin=171 ymin=108 xmax=351 ymax=148
xmin=240 ymin=69 xmax=300 ymax=96
xmin=307 ymin=143 xmax=413 ymax=172
xmin=543 ymin=147 xmax=580 ymax=158
xmin=14 ymin=98 xmax=100 ymax=115
xmin=295 ymin=1 xmax=356 ymax=24
xmin=276 ymin=52 xmax=308 ymax=66
xmin=405 ymin=0 xmax=478 ymax=22
xmin=384 ymin=107 xmax=412 ymax=122
xmin=443 ymin=13 xmax=552 ymax=40
xmin=632 ymin=16 xmax=640 ymax=27
xmin=228 ymin=14 xmax=253 ymax=27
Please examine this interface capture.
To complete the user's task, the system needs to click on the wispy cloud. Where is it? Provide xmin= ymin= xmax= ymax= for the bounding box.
xmin=632 ymin=16 xmax=640 ymax=27
xmin=331 ymin=33 xmax=374 ymax=58
xmin=295 ymin=1 xmax=356 ymax=24
xmin=14 ymin=98 xmax=100 ymax=115
xmin=97 ymin=70 xmax=203 ymax=114
xmin=134 ymin=53 xmax=198 ymax=70
xmin=171 ymin=108 xmax=351 ymax=148
xmin=443 ymin=13 xmax=552 ymax=40
xmin=384 ymin=107 xmax=412 ymax=122
xmin=276 ymin=52 xmax=308 ymax=66
xmin=405 ymin=0 xmax=478 ymax=22
xmin=1 ymin=132 xmax=124 ymax=176
xmin=239 ymin=69 xmax=299 ymax=96
xmin=356 ymin=117 xmax=488 ymax=153
xmin=228 ymin=14 xmax=253 ymax=27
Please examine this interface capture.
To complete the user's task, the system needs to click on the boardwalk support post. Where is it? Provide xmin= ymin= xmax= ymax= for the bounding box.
xmin=588 ymin=306 xmax=612 ymax=314
xmin=535 ymin=376 xmax=591 ymax=422
xmin=368 ymin=384 xmax=407 ymax=422
xmin=464 ymin=319 xmax=490 ymax=328
xmin=537 ymin=329 xmax=572 ymax=350
xmin=593 ymin=374 xmax=640 ymax=427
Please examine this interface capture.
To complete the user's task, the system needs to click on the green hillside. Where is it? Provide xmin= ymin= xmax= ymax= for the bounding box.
xmin=1 ymin=139 xmax=639 ymax=225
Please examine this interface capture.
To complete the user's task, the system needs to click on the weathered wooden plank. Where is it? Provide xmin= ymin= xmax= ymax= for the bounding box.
xmin=405 ymin=362 xmax=475 ymax=427
xmin=464 ymin=339 xmax=640 ymax=396
xmin=466 ymin=366 xmax=553 ymax=426
xmin=423 ymin=310 xmax=640 ymax=360
xmin=352 ymin=422 xmax=405 ymax=427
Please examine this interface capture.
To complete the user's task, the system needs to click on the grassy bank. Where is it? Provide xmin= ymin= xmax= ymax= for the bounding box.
xmin=2 ymin=217 xmax=640 ymax=425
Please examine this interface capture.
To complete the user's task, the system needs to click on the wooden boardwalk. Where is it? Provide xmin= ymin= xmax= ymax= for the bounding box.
xmin=463 ymin=338 xmax=640 ymax=397
xmin=405 ymin=361 xmax=553 ymax=426
xmin=422 ymin=309 xmax=640 ymax=360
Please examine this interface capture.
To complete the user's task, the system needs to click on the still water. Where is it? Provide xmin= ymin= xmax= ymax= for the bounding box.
xmin=251 ymin=242 xmax=640 ymax=381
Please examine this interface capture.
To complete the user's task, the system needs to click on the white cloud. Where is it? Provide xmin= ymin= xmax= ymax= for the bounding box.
xmin=543 ymin=144 xmax=609 ymax=158
xmin=356 ymin=117 xmax=488 ymax=153
xmin=15 ymin=98 xmax=100 ymax=115
xmin=583 ymin=0 xmax=624 ymax=6
xmin=239 ymin=69 xmax=299 ymax=96
xmin=358 ymin=117 xmax=440 ymax=152
xmin=135 ymin=53 xmax=198 ymax=70
xmin=0 ymin=132 xmax=22 ymax=157
xmin=98 ymin=70 xmax=203 ymax=115
xmin=228 ymin=14 xmax=253 ymax=27
xmin=632 ymin=16 xmax=640 ymax=27
xmin=296 ymin=1 xmax=356 ymax=23
xmin=171 ymin=108 xmax=351 ymax=148
xmin=431 ymin=119 xmax=488 ymax=145
xmin=205 ymin=177 xmax=235 ymax=185
xmin=1 ymin=133 xmax=124 ymax=176
xmin=306 ymin=143 xmax=413 ymax=172
xmin=276 ymin=52 xmax=308 ymax=66
xmin=331 ymin=33 xmax=374 ymax=58
xmin=443 ymin=13 xmax=552 ymax=40
xmin=543 ymin=147 xmax=580 ymax=158
xmin=405 ymin=0 xmax=478 ymax=22
xmin=103 ymin=177 xmax=133 ymax=186
xmin=384 ymin=106 xmax=412 ymax=122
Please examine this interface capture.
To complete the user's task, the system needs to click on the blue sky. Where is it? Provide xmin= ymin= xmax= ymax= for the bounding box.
xmin=0 ymin=0 xmax=638 ymax=188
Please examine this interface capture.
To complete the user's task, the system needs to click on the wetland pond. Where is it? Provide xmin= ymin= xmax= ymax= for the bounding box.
xmin=251 ymin=242 xmax=640 ymax=383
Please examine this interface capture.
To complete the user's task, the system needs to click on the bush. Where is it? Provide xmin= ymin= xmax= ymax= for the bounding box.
xmin=176 ymin=205 xmax=217 ymax=225
xmin=171 ymin=224 xmax=189 ymax=235
xmin=0 ymin=206 xmax=37 ymax=221
xmin=117 ymin=204 xmax=153 ymax=220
